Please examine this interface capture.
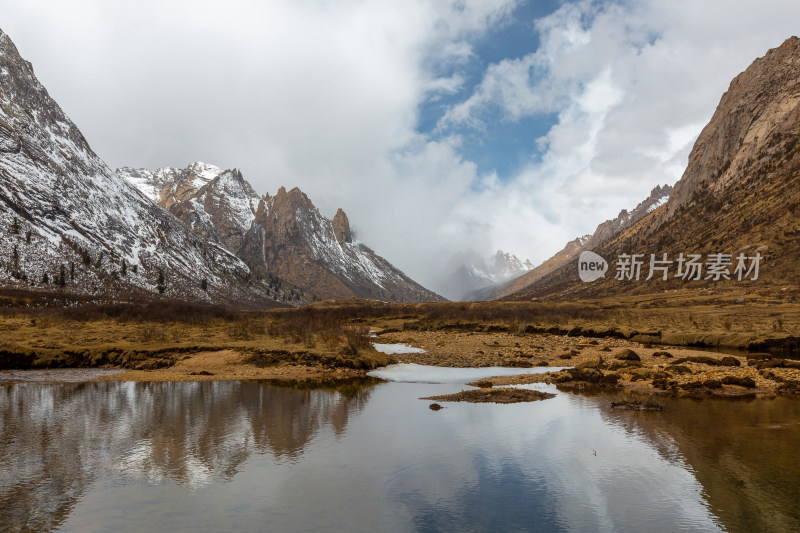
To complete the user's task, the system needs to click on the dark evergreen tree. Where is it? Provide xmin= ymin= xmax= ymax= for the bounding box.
xmin=157 ymin=269 xmax=166 ymax=294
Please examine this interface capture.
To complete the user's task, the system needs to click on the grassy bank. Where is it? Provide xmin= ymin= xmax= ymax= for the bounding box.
xmin=0 ymin=289 xmax=798 ymax=381
xmin=312 ymin=292 xmax=800 ymax=354
xmin=0 ymin=299 xmax=392 ymax=373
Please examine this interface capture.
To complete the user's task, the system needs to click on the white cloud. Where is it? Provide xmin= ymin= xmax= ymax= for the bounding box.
xmin=434 ymin=0 xmax=800 ymax=292
xmin=423 ymin=73 xmax=466 ymax=99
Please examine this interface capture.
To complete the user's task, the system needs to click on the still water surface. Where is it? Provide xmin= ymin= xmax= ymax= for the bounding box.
xmin=1 ymin=371 xmax=799 ymax=532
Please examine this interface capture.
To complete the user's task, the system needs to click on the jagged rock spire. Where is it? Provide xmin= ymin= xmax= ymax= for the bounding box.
xmin=332 ymin=208 xmax=352 ymax=244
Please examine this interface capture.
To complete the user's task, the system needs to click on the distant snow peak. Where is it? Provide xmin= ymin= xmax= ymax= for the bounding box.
xmin=438 ymin=248 xmax=533 ymax=301
xmin=489 ymin=250 xmax=533 ymax=280
xmin=188 ymin=161 xmax=222 ymax=182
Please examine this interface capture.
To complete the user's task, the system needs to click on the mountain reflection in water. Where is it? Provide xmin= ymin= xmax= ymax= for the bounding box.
xmin=0 ymin=378 xmax=378 ymax=532
xmin=1 ymin=378 xmax=798 ymax=532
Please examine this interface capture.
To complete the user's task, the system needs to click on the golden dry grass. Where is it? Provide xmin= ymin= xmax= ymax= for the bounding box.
xmin=0 ymin=291 xmax=798 ymax=389
xmin=0 ymin=302 xmax=392 ymax=375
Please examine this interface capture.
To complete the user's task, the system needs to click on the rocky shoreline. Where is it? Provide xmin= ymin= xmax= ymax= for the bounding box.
xmin=375 ymin=329 xmax=800 ymax=397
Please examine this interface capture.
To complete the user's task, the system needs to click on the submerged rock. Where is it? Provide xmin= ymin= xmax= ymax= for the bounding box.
xmin=610 ymin=400 xmax=665 ymax=411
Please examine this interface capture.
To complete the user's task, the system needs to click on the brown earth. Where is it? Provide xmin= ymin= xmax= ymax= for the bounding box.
xmin=98 ymin=349 xmax=366 ymax=382
xmin=422 ymin=388 xmax=555 ymax=404
xmin=374 ymin=329 xmax=800 ymax=397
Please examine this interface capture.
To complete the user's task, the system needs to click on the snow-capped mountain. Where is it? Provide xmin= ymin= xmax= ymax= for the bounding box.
xmin=0 ymin=28 xmax=279 ymax=305
xmin=121 ymin=164 xmax=443 ymax=302
xmin=118 ymin=163 xmax=260 ymax=255
xmin=437 ymin=250 xmax=534 ymax=301
xmin=487 ymin=250 xmax=535 ymax=281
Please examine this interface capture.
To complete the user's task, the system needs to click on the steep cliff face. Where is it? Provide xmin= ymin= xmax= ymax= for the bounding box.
xmin=507 ymin=37 xmax=800 ymax=301
xmin=0 ymin=29 xmax=277 ymax=306
xmin=239 ymin=187 xmax=443 ymax=302
xmin=660 ymin=37 xmax=800 ymax=221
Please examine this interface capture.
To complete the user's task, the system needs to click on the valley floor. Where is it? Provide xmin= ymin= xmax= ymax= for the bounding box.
xmin=1 ymin=290 xmax=799 ymax=396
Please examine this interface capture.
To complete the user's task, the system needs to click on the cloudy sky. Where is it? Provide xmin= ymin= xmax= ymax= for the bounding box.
xmin=2 ymin=0 xmax=799 ymax=291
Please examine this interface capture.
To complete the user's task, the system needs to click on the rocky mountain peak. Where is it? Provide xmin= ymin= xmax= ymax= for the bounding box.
xmin=119 ymin=162 xmax=262 ymax=255
xmin=662 ymin=35 xmax=800 ymax=221
xmin=240 ymin=184 xmax=442 ymax=302
xmin=266 ymin=187 xmax=320 ymax=240
xmin=332 ymin=208 xmax=352 ymax=244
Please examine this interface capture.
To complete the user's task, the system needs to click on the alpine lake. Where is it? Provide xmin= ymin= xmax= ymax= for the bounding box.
xmin=1 ymin=357 xmax=799 ymax=532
